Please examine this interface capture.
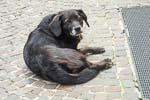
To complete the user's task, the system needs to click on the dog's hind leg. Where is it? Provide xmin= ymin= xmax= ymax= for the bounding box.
xmin=79 ymin=47 xmax=105 ymax=55
xmin=44 ymin=63 xmax=99 ymax=85
xmin=89 ymin=58 xmax=113 ymax=70
xmin=44 ymin=59 xmax=112 ymax=85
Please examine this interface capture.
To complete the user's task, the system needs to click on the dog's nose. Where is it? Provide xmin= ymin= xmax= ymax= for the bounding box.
xmin=75 ymin=27 xmax=81 ymax=33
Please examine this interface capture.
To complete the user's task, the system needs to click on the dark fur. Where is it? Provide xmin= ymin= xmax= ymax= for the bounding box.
xmin=23 ymin=9 xmax=112 ymax=85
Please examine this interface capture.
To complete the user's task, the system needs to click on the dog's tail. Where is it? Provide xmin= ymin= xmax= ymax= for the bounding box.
xmin=46 ymin=65 xmax=100 ymax=85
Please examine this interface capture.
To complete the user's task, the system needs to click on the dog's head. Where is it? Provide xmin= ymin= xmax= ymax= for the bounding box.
xmin=49 ymin=9 xmax=89 ymax=38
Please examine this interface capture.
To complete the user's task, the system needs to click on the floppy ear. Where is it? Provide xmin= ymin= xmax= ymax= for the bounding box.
xmin=77 ymin=9 xmax=90 ymax=27
xmin=49 ymin=14 xmax=62 ymax=37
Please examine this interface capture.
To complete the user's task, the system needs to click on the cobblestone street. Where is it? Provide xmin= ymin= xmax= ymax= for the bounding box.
xmin=1 ymin=0 xmax=150 ymax=100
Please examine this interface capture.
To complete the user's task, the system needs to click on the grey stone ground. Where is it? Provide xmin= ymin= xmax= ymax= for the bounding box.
xmin=1 ymin=0 xmax=150 ymax=100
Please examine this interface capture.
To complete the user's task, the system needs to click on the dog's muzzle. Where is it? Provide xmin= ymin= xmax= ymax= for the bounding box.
xmin=71 ymin=25 xmax=82 ymax=35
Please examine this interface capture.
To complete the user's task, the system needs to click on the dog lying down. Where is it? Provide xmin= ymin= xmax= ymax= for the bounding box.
xmin=23 ymin=9 xmax=113 ymax=85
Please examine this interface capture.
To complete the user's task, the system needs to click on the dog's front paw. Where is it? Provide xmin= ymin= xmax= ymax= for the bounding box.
xmin=98 ymin=47 xmax=105 ymax=53
xmin=93 ymin=47 xmax=105 ymax=54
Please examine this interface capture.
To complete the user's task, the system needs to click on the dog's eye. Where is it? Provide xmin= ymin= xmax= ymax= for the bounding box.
xmin=77 ymin=16 xmax=82 ymax=21
xmin=64 ymin=19 xmax=68 ymax=22
xmin=64 ymin=19 xmax=71 ymax=23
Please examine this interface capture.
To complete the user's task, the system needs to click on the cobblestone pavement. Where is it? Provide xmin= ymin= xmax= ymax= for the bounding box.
xmin=1 ymin=0 xmax=150 ymax=100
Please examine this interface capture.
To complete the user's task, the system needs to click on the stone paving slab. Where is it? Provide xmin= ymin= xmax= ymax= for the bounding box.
xmin=0 ymin=0 xmax=150 ymax=100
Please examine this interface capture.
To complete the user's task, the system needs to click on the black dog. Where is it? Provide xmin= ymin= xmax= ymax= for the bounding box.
xmin=23 ymin=9 xmax=112 ymax=85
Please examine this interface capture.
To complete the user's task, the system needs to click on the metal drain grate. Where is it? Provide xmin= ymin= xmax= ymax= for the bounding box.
xmin=122 ymin=7 xmax=150 ymax=100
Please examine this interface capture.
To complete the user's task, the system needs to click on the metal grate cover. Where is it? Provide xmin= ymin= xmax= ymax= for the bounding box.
xmin=122 ymin=7 xmax=150 ymax=100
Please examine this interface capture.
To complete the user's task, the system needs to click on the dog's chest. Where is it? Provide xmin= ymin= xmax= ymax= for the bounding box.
xmin=58 ymin=39 xmax=79 ymax=49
